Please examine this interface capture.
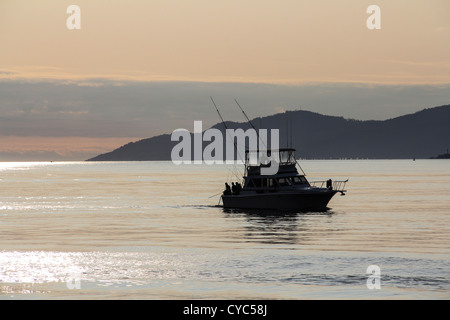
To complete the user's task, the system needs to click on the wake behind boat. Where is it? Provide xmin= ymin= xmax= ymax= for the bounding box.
xmin=221 ymin=148 xmax=347 ymax=211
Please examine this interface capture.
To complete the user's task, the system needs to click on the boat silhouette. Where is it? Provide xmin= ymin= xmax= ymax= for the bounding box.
xmin=221 ymin=148 xmax=347 ymax=211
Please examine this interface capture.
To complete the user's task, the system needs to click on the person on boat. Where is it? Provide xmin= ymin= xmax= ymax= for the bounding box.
xmin=236 ymin=182 xmax=242 ymax=194
xmin=224 ymin=183 xmax=231 ymax=195
xmin=326 ymin=179 xmax=333 ymax=190
xmin=232 ymin=182 xmax=241 ymax=195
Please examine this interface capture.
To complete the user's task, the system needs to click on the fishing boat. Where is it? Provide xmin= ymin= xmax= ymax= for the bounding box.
xmin=221 ymin=148 xmax=347 ymax=211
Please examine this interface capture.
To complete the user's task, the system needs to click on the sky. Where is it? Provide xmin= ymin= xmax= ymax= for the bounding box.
xmin=1 ymin=0 xmax=449 ymax=160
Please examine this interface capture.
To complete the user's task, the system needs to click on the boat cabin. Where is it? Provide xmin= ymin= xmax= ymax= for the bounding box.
xmin=243 ymin=148 xmax=310 ymax=191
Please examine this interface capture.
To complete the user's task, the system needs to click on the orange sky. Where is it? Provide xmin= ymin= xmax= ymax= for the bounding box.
xmin=1 ymin=0 xmax=449 ymax=84
xmin=1 ymin=0 xmax=449 ymax=160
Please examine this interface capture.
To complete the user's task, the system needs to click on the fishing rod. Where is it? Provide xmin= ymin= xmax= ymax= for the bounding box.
xmin=234 ymin=99 xmax=266 ymax=150
xmin=210 ymin=96 xmax=227 ymax=131
xmin=210 ymin=97 xmax=244 ymax=181
xmin=234 ymin=99 xmax=257 ymax=132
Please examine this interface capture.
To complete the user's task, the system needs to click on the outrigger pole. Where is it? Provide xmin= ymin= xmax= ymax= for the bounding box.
xmin=234 ymin=99 xmax=267 ymax=150
xmin=209 ymin=97 xmax=243 ymax=180
xmin=234 ymin=99 xmax=257 ymax=133
xmin=210 ymin=96 xmax=227 ymax=131
xmin=210 ymin=96 xmax=239 ymax=156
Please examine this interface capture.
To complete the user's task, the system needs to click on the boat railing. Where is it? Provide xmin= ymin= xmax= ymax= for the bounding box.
xmin=309 ymin=179 xmax=348 ymax=192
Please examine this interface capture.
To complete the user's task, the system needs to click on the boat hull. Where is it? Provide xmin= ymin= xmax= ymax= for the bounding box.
xmin=221 ymin=190 xmax=338 ymax=211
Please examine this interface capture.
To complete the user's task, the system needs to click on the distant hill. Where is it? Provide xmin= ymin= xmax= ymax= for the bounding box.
xmin=87 ymin=104 xmax=450 ymax=161
xmin=430 ymin=150 xmax=450 ymax=159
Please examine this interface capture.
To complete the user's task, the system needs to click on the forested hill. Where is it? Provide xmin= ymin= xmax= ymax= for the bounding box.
xmin=87 ymin=104 xmax=450 ymax=160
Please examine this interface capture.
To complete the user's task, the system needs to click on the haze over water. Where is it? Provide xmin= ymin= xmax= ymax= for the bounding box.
xmin=0 ymin=160 xmax=449 ymax=299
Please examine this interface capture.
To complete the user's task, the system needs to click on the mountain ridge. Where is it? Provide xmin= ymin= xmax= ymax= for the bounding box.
xmin=87 ymin=104 xmax=450 ymax=161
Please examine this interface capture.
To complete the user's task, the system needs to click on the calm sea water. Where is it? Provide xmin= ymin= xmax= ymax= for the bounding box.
xmin=0 ymin=160 xmax=449 ymax=299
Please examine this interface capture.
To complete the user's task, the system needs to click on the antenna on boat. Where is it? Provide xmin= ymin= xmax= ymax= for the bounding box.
xmin=289 ymin=110 xmax=306 ymax=176
xmin=286 ymin=112 xmax=289 ymax=148
xmin=290 ymin=112 xmax=293 ymax=148
xmin=285 ymin=111 xmax=294 ymax=148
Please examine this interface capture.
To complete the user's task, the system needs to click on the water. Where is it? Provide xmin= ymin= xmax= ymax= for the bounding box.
xmin=0 ymin=160 xmax=449 ymax=299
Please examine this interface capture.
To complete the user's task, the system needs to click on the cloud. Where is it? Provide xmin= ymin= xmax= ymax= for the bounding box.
xmin=386 ymin=60 xmax=450 ymax=68
xmin=1 ymin=79 xmax=450 ymax=142
xmin=1 ymin=78 xmax=450 ymax=160
xmin=0 ymin=69 xmax=15 ymax=75
xmin=435 ymin=26 xmax=449 ymax=32
xmin=57 ymin=110 xmax=89 ymax=116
